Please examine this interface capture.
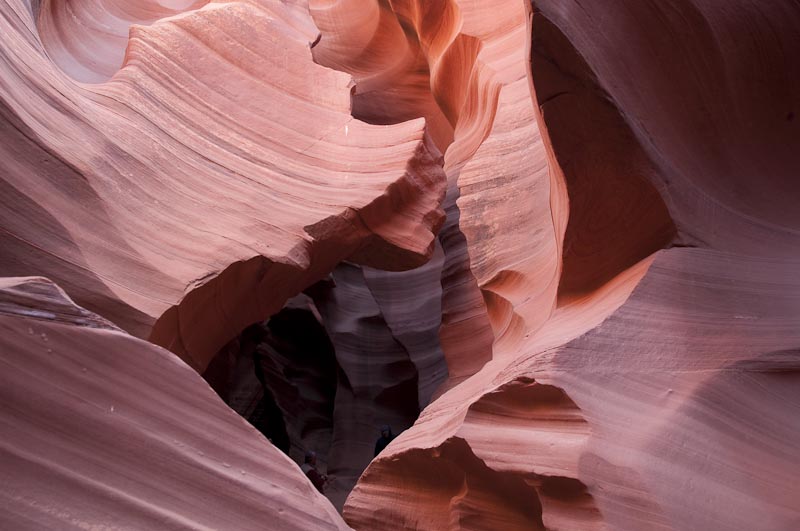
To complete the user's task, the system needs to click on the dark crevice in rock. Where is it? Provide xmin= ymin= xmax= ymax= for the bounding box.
xmin=203 ymin=300 xmax=337 ymax=467
xmin=529 ymin=9 xmax=677 ymax=303
xmin=201 ymin=263 xmax=445 ymax=511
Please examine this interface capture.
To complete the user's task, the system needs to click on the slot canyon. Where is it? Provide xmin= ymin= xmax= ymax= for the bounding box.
xmin=1 ymin=0 xmax=799 ymax=529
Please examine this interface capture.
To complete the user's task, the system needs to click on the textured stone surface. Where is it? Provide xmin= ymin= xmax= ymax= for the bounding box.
xmin=1 ymin=0 xmax=445 ymax=373
xmin=2 ymin=0 xmax=799 ymax=529
xmin=0 ymin=277 xmax=349 ymax=530
xmin=343 ymin=0 xmax=800 ymax=530
xmin=310 ymin=263 xmax=425 ymax=509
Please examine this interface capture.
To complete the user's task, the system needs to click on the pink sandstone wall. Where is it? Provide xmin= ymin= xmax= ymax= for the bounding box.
xmin=1 ymin=0 xmax=798 ymax=529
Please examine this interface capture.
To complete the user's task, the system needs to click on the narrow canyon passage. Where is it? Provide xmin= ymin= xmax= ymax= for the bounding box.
xmin=200 ymin=263 xmax=448 ymax=510
xmin=204 ymin=300 xmax=336 ymax=463
xmin=1 ymin=0 xmax=798 ymax=529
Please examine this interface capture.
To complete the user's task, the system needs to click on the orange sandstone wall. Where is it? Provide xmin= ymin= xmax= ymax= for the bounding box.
xmin=1 ymin=0 xmax=799 ymax=529
xmin=342 ymin=1 xmax=800 ymax=530
xmin=0 ymin=0 xmax=446 ymax=372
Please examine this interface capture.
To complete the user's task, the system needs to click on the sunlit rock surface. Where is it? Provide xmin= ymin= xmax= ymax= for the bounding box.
xmin=1 ymin=0 xmax=445 ymax=373
xmin=1 ymin=0 xmax=799 ymax=529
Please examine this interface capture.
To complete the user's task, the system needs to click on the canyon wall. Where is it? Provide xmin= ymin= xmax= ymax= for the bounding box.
xmin=343 ymin=1 xmax=800 ymax=530
xmin=0 ymin=276 xmax=349 ymax=530
xmin=1 ymin=0 xmax=798 ymax=529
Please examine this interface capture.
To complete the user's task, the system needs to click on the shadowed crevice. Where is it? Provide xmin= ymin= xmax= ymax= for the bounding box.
xmin=529 ymin=8 xmax=677 ymax=303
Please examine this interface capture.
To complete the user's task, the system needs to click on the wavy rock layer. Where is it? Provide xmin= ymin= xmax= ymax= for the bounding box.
xmin=342 ymin=0 xmax=800 ymax=530
xmin=2 ymin=0 xmax=799 ymax=529
xmin=309 ymin=263 xmax=425 ymax=509
xmin=37 ymin=0 xmax=210 ymax=83
xmin=0 ymin=277 xmax=349 ymax=530
xmin=309 ymin=0 xmax=498 ymax=396
xmin=1 ymin=0 xmax=445 ymax=373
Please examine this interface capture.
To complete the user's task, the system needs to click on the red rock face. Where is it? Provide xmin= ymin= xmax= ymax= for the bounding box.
xmin=0 ymin=277 xmax=348 ymax=530
xmin=1 ymin=0 xmax=446 ymax=373
xmin=37 ymin=0 xmax=211 ymax=83
xmin=2 ymin=0 xmax=799 ymax=529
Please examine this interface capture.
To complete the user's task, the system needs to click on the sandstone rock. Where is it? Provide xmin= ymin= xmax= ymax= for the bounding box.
xmin=0 ymin=276 xmax=349 ymax=530
xmin=344 ymin=1 xmax=800 ymax=529
xmin=2 ymin=0 xmax=799 ymax=529
xmin=311 ymin=262 xmax=425 ymax=509
xmin=1 ymin=0 xmax=446 ymax=373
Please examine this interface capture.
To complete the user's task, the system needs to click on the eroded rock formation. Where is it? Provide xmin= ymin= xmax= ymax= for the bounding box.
xmin=0 ymin=277 xmax=348 ymax=530
xmin=1 ymin=0 xmax=799 ymax=529
xmin=1 ymin=0 xmax=446 ymax=372
xmin=342 ymin=1 xmax=800 ymax=530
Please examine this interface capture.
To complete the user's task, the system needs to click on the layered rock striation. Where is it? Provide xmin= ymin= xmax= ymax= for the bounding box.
xmin=343 ymin=1 xmax=800 ymax=530
xmin=0 ymin=276 xmax=349 ymax=530
xmin=1 ymin=0 xmax=446 ymax=372
xmin=1 ymin=0 xmax=799 ymax=529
